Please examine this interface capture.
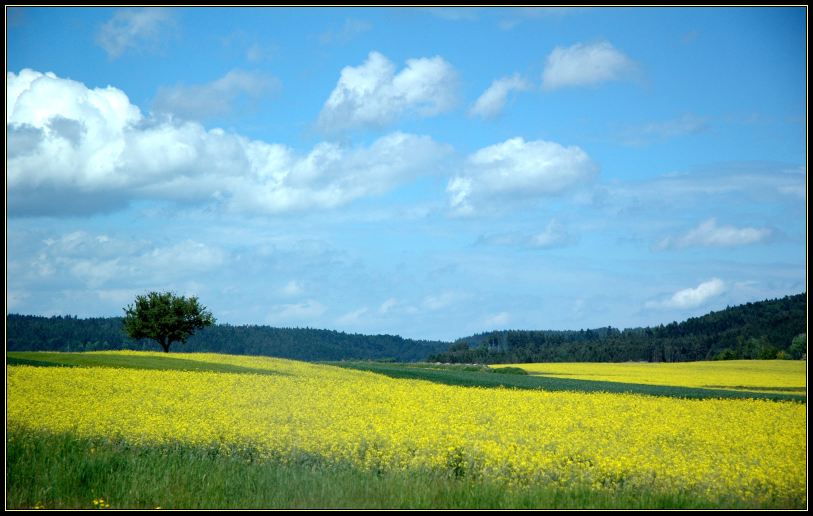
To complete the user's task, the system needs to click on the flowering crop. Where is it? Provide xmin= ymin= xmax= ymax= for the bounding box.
xmin=498 ymin=360 xmax=806 ymax=393
xmin=7 ymin=352 xmax=806 ymax=504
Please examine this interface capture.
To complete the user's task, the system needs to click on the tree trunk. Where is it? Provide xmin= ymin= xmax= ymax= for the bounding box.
xmin=160 ymin=336 xmax=170 ymax=353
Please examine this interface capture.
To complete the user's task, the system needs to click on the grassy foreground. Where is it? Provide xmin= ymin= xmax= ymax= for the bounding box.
xmin=7 ymin=428 xmax=798 ymax=510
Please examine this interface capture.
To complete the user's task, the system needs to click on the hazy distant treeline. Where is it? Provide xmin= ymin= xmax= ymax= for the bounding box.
xmin=7 ymin=293 xmax=805 ymax=363
xmin=429 ymin=293 xmax=806 ymax=363
xmin=5 ymin=316 xmax=448 ymax=362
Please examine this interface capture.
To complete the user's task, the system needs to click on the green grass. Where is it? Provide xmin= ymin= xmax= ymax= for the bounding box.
xmin=6 ymin=351 xmax=287 ymax=377
xmin=7 ymin=428 xmax=800 ymax=510
xmin=330 ymin=361 xmax=806 ymax=402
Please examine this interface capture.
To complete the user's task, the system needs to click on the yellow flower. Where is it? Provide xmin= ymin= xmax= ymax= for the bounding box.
xmin=7 ymin=351 xmax=806 ymax=505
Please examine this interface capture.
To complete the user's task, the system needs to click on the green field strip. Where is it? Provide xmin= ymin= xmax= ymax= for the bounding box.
xmin=6 ymin=352 xmax=288 ymax=377
xmin=330 ymin=362 xmax=806 ymax=402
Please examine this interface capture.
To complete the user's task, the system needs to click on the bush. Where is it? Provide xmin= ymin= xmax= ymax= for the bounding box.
xmin=713 ymin=349 xmax=738 ymax=361
xmin=490 ymin=367 xmax=528 ymax=375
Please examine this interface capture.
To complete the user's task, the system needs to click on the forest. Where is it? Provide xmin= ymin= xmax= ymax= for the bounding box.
xmin=429 ymin=293 xmax=806 ymax=363
xmin=6 ymin=293 xmax=806 ymax=363
xmin=5 ymin=316 xmax=448 ymax=362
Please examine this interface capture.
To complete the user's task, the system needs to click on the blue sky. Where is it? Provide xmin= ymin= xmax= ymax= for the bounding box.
xmin=6 ymin=7 xmax=806 ymax=340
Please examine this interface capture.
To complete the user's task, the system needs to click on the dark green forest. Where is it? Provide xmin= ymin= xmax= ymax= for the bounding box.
xmin=5 ymin=316 xmax=447 ymax=362
xmin=429 ymin=293 xmax=806 ymax=363
xmin=6 ymin=293 xmax=806 ymax=363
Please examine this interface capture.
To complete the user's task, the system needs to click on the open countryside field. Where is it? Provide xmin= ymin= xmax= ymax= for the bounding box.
xmin=7 ymin=351 xmax=807 ymax=509
xmin=494 ymin=360 xmax=807 ymax=395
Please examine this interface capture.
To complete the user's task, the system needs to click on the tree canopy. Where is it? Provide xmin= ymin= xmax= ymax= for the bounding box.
xmin=122 ymin=292 xmax=215 ymax=353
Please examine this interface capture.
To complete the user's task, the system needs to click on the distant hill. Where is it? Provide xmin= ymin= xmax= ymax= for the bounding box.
xmin=5 ymin=315 xmax=448 ymax=362
xmin=429 ymin=293 xmax=807 ymax=363
xmin=7 ymin=293 xmax=806 ymax=363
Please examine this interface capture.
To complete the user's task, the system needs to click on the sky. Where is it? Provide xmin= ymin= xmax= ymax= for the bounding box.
xmin=6 ymin=7 xmax=807 ymax=341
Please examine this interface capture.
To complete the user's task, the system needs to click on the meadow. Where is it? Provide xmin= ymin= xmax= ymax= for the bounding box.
xmin=6 ymin=351 xmax=807 ymax=509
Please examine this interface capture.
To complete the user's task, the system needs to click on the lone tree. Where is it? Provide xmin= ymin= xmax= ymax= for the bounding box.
xmin=123 ymin=291 xmax=215 ymax=353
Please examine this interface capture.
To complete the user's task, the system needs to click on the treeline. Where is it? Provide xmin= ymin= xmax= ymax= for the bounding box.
xmin=5 ymin=315 xmax=448 ymax=362
xmin=429 ymin=293 xmax=807 ymax=363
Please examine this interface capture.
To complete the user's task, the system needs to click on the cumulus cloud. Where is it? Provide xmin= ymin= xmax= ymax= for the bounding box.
xmin=542 ymin=41 xmax=635 ymax=90
xmin=654 ymin=219 xmax=772 ymax=250
xmin=317 ymin=51 xmax=458 ymax=133
xmin=447 ymin=137 xmax=597 ymax=215
xmin=470 ymin=74 xmax=530 ymax=119
xmin=7 ymin=69 xmax=451 ymax=217
xmin=13 ymin=230 xmax=226 ymax=290
xmin=646 ymin=278 xmax=725 ymax=310
xmin=96 ymin=8 xmax=174 ymax=59
xmin=153 ymin=69 xmax=279 ymax=120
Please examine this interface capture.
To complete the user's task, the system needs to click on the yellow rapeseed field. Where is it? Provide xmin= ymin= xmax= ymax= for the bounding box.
xmin=498 ymin=360 xmax=806 ymax=392
xmin=7 ymin=352 xmax=807 ymax=504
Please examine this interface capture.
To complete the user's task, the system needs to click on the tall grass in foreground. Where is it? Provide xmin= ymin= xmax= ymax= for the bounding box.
xmin=7 ymin=429 xmax=801 ymax=510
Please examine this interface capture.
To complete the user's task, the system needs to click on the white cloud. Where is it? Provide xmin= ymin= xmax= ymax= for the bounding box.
xmin=470 ymin=74 xmax=530 ymax=119
xmin=153 ymin=69 xmax=279 ymax=119
xmin=96 ymin=8 xmax=174 ymax=59
xmin=318 ymin=18 xmax=372 ymax=45
xmin=447 ymin=137 xmax=597 ymax=215
xmin=593 ymin=163 xmax=806 ymax=214
xmin=542 ymin=41 xmax=635 ymax=90
xmin=376 ymin=297 xmax=418 ymax=315
xmin=378 ymin=297 xmax=398 ymax=314
xmin=655 ymin=219 xmax=772 ymax=250
xmin=246 ymin=43 xmax=277 ymax=63
xmin=478 ymin=220 xmax=574 ymax=249
xmin=422 ymin=291 xmax=466 ymax=311
xmin=96 ymin=288 xmax=142 ymax=306
xmin=281 ymin=280 xmax=304 ymax=297
xmin=646 ymin=278 xmax=726 ymax=310
xmin=483 ymin=311 xmax=510 ymax=328
xmin=620 ymin=114 xmax=709 ymax=146
xmin=530 ymin=220 xmax=573 ymax=248
xmin=268 ymin=299 xmax=327 ymax=324
xmin=15 ymin=230 xmax=226 ymax=290
xmin=317 ymin=51 xmax=458 ymax=133
xmin=499 ymin=7 xmax=577 ymax=30
xmin=336 ymin=307 xmax=368 ymax=325
xmin=7 ymin=69 xmax=451 ymax=217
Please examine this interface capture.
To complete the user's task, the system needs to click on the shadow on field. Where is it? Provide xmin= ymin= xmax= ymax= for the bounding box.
xmin=332 ymin=362 xmax=806 ymax=402
xmin=7 ymin=353 xmax=288 ymax=377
